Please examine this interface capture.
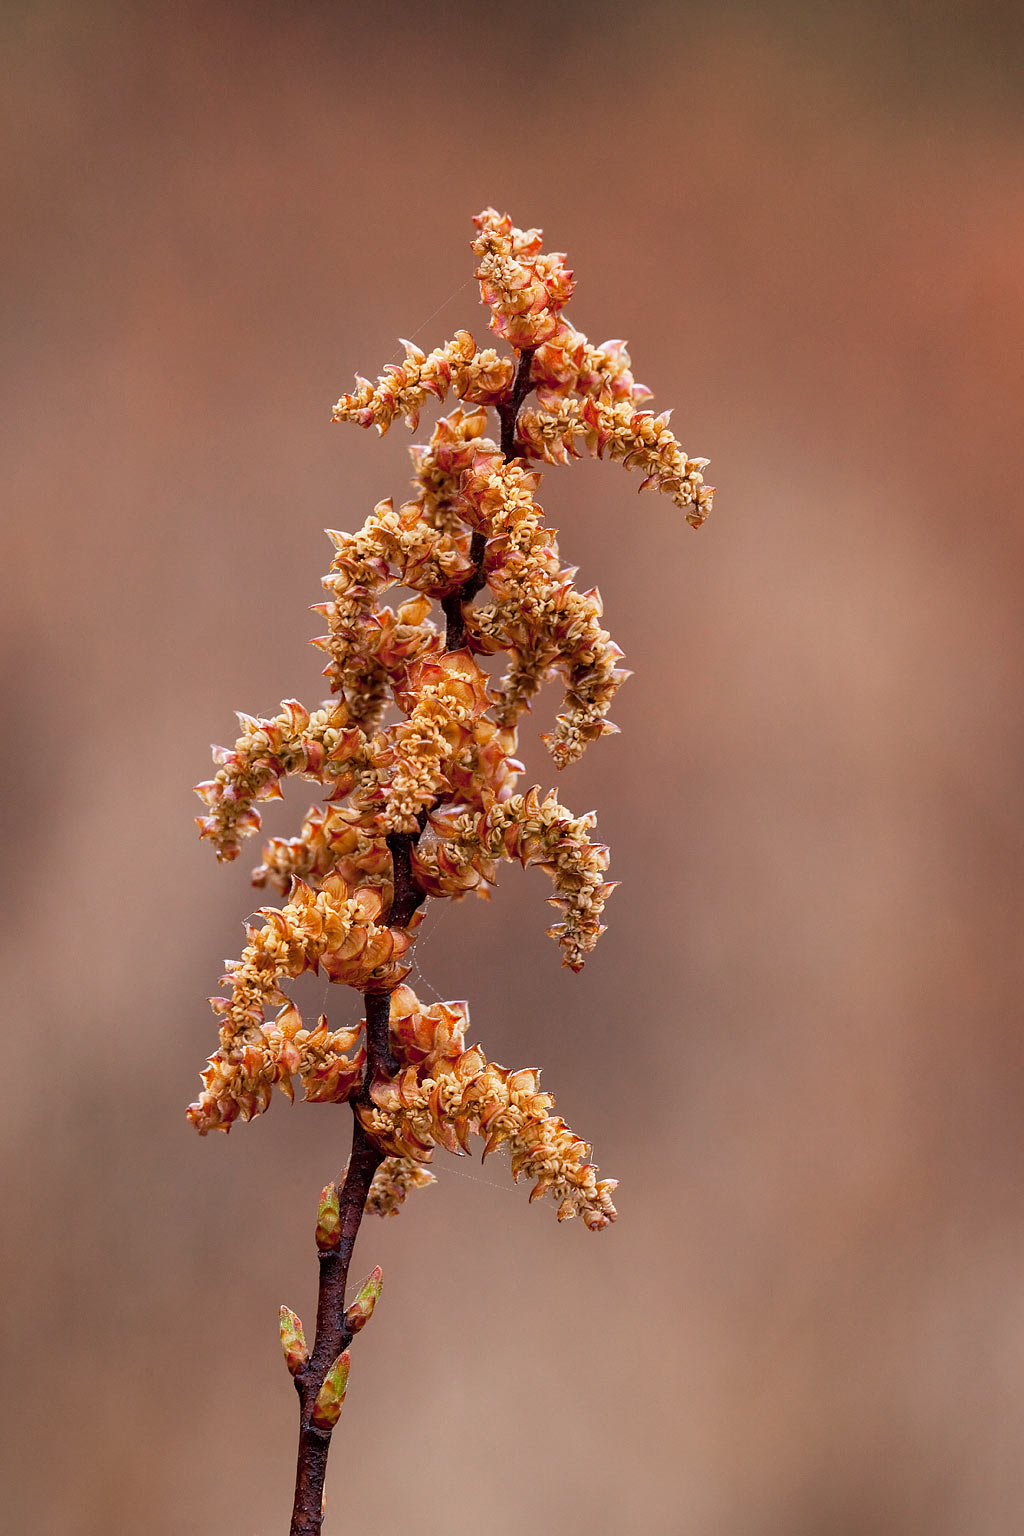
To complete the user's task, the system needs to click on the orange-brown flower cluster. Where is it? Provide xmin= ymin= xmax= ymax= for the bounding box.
xmin=313 ymin=528 xmax=444 ymax=728
xmin=531 ymin=324 xmax=652 ymax=409
xmin=413 ymin=789 xmax=613 ymax=971
xmin=369 ymin=650 xmax=493 ymax=831
xmin=365 ymin=1156 xmax=437 ymax=1218
xmin=332 ymin=331 xmax=474 ymax=435
xmin=407 ymin=407 xmax=498 ymax=532
xmin=187 ymin=877 xmax=415 ymax=1132
xmin=188 ymin=1005 xmax=365 ymax=1135
xmin=195 ymin=699 xmax=369 ymax=862
xmin=332 ymin=331 xmax=521 ymax=437
xmin=356 ymin=987 xmax=617 ymax=1229
xmin=192 ymin=210 xmax=717 ymax=1235
xmin=460 ymin=454 xmax=629 ymax=764
xmin=517 ymin=396 xmax=714 ymax=528
xmin=471 ymin=207 xmax=575 ymax=349
xmin=252 ymin=802 xmax=390 ymax=896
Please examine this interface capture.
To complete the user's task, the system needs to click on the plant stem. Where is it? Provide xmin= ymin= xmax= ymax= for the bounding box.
xmin=385 ymin=830 xmax=428 ymax=931
xmin=288 ymin=1115 xmax=382 ymax=1536
xmin=498 ymin=345 xmax=536 ymax=460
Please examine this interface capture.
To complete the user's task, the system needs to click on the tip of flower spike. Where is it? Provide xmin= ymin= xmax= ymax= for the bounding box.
xmin=311 ymin=1351 xmax=351 ymax=1431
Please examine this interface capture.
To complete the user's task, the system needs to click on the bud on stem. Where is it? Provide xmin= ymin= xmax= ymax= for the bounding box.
xmin=279 ymin=1306 xmax=308 ymax=1376
xmin=315 ymin=1182 xmax=341 ymax=1252
xmin=344 ymin=1265 xmax=383 ymax=1334
xmin=311 ymin=1351 xmax=351 ymax=1430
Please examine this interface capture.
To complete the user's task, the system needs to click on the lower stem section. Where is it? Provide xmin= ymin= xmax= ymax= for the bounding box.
xmin=288 ymin=1114 xmax=383 ymax=1536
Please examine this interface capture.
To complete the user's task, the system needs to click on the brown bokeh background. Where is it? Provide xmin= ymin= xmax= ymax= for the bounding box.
xmin=4 ymin=3 xmax=1024 ymax=1531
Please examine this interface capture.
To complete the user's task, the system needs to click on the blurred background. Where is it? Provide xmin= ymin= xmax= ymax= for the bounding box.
xmin=3 ymin=2 xmax=1024 ymax=1531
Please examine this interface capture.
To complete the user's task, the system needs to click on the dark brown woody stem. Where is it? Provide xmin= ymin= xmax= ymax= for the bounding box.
xmin=385 ymin=830 xmax=428 ymax=931
xmin=289 ymin=345 xmax=536 ymax=1535
xmin=498 ymin=345 xmax=536 ymax=460
xmin=288 ymin=1116 xmax=382 ymax=1536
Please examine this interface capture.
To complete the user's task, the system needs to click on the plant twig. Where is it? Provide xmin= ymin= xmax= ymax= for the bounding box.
xmin=498 ymin=345 xmax=536 ymax=460
xmin=288 ymin=1116 xmax=381 ymax=1536
xmin=190 ymin=210 xmax=713 ymax=1534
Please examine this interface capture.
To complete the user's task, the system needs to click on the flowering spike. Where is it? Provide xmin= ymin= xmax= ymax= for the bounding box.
xmin=315 ymin=1183 xmax=341 ymax=1252
xmin=311 ymin=1351 xmax=351 ymax=1430
xmin=344 ymin=1265 xmax=383 ymax=1334
xmin=192 ymin=209 xmax=716 ymax=1210
xmin=191 ymin=205 xmax=719 ymax=1534
xmin=279 ymin=1306 xmax=308 ymax=1377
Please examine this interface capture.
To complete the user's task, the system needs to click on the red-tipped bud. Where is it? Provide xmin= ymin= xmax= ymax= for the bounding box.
xmin=315 ymin=1183 xmax=341 ymax=1251
xmin=314 ymin=1179 xmax=342 ymax=1253
xmin=311 ymin=1350 xmax=351 ymax=1430
xmin=279 ymin=1306 xmax=308 ymax=1376
xmin=344 ymin=1265 xmax=383 ymax=1335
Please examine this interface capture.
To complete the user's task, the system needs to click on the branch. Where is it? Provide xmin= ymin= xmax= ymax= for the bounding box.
xmin=386 ymin=829 xmax=428 ymax=933
xmin=498 ymin=345 xmax=536 ymax=460
xmin=192 ymin=209 xmax=715 ymax=1536
xmin=288 ymin=1117 xmax=382 ymax=1536
xmin=288 ymin=846 xmax=425 ymax=1531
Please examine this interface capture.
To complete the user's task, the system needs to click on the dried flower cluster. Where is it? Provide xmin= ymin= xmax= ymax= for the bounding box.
xmin=189 ymin=209 xmax=714 ymax=1535
xmin=358 ymin=984 xmax=618 ymax=1230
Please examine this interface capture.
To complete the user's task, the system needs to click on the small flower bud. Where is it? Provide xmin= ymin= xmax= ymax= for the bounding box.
xmin=315 ymin=1183 xmax=341 ymax=1251
xmin=344 ymin=1265 xmax=383 ymax=1335
xmin=279 ymin=1306 xmax=308 ymax=1377
xmin=311 ymin=1350 xmax=351 ymax=1430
